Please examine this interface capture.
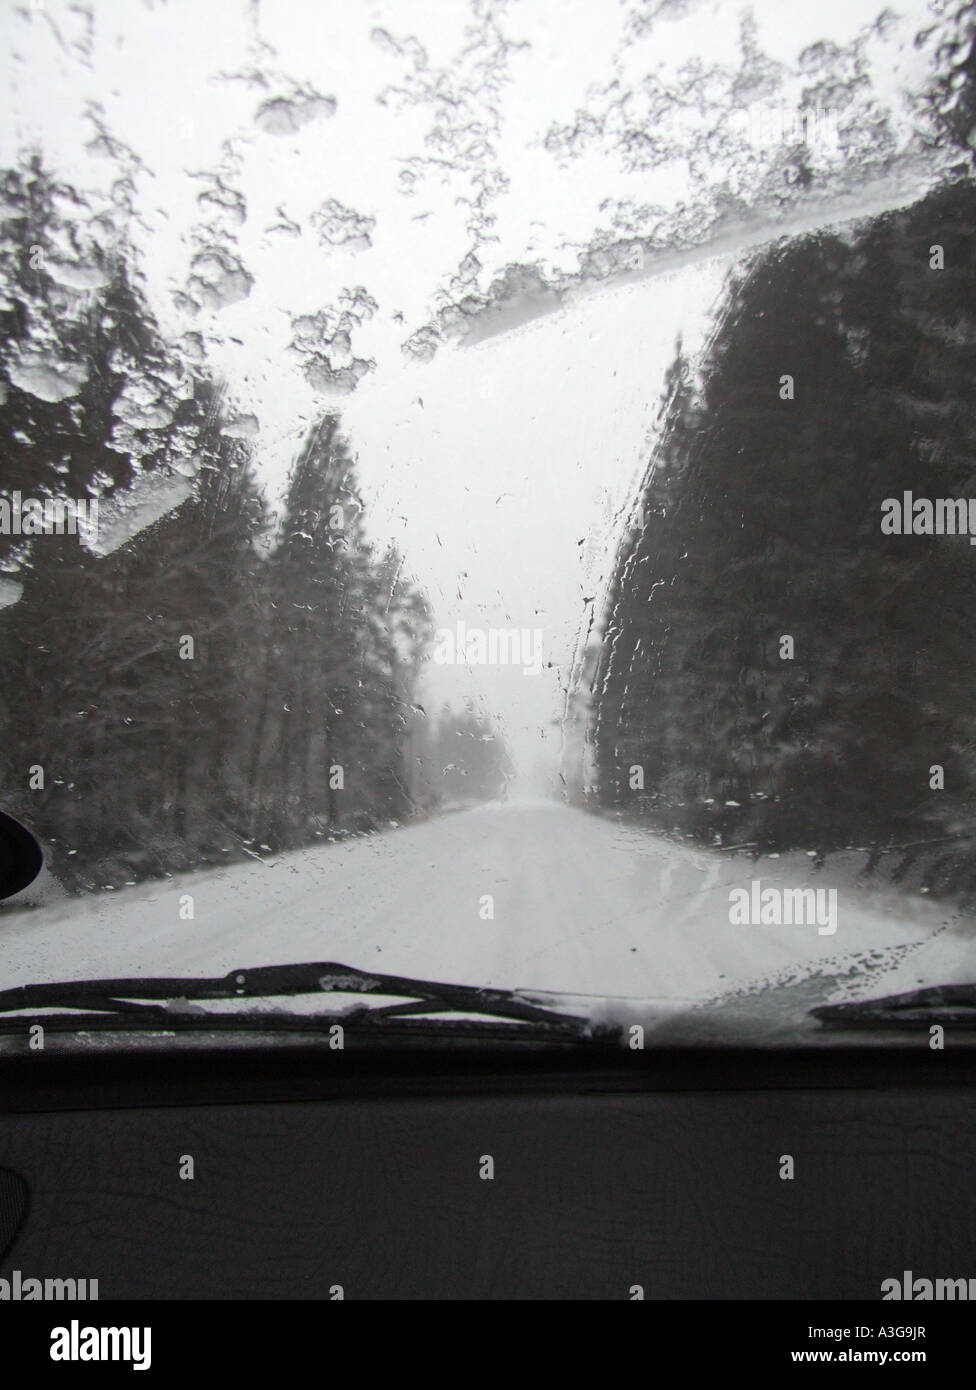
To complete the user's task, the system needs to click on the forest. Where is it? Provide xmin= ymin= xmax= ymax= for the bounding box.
xmin=0 ymin=154 xmax=509 ymax=892
xmin=587 ymin=171 xmax=976 ymax=902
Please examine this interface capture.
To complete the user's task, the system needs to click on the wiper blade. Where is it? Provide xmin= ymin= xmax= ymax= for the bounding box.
xmin=811 ymin=983 xmax=976 ymax=1030
xmin=0 ymin=961 xmax=591 ymax=1034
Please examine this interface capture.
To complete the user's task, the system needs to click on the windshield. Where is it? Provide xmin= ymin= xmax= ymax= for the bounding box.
xmin=1 ymin=0 xmax=974 ymax=1047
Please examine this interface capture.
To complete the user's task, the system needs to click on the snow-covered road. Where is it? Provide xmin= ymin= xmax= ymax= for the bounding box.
xmin=1 ymin=801 xmax=972 ymax=1024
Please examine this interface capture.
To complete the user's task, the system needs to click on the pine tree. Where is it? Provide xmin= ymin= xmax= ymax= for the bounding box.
xmin=592 ymin=177 xmax=976 ymax=878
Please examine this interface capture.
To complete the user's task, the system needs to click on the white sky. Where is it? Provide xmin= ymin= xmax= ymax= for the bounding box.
xmin=0 ymin=0 xmax=951 ymax=785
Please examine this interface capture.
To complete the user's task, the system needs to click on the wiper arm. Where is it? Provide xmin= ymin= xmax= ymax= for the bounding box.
xmin=0 ymin=961 xmax=590 ymax=1033
xmin=811 ymin=983 xmax=976 ymax=1031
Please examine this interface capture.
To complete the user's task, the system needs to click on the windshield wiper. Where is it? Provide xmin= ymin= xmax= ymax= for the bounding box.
xmin=0 ymin=961 xmax=596 ymax=1039
xmin=811 ymin=983 xmax=976 ymax=1031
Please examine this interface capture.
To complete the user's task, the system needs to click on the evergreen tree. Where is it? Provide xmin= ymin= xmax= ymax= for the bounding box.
xmin=592 ymin=177 xmax=976 ymax=889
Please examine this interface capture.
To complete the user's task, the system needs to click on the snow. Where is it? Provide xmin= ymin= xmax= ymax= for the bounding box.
xmin=0 ymin=803 xmax=969 ymax=1038
xmin=0 ymin=578 xmax=23 ymax=609
xmin=253 ymin=93 xmax=337 ymax=136
xmin=186 ymin=251 xmax=254 ymax=311
xmin=220 ymin=413 xmax=260 ymax=438
xmin=83 ymin=470 xmax=195 ymax=557
xmin=7 ymin=353 xmax=88 ymax=404
xmin=45 ymin=260 xmax=110 ymax=293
